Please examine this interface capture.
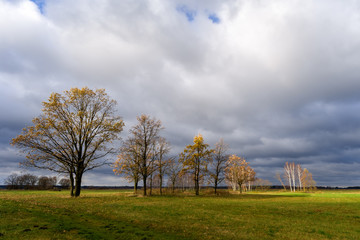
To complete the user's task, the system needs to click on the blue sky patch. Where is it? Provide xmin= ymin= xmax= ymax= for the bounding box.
xmin=30 ymin=0 xmax=46 ymax=14
xmin=208 ymin=13 xmax=220 ymax=24
xmin=176 ymin=5 xmax=197 ymax=22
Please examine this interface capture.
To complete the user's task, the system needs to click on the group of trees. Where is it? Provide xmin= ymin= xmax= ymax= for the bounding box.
xmin=276 ymin=162 xmax=316 ymax=192
xmin=113 ymin=123 xmax=256 ymax=196
xmin=113 ymin=115 xmax=170 ymax=196
xmin=225 ymin=155 xmax=256 ymax=193
xmin=10 ymin=87 xmax=316 ymax=197
xmin=4 ymin=173 xmax=70 ymax=190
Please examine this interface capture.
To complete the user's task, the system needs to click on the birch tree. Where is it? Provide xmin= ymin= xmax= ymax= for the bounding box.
xmin=290 ymin=162 xmax=296 ymax=192
xmin=246 ymin=167 xmax=256 ymax=191
xmin=284 ymin=162 xmax=293 ymax=192
xmin=296 ymin=164 xmax=303 ymax=191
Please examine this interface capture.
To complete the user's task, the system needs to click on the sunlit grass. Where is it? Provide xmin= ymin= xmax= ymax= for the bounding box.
xmin=0 ymin=189 xmax=359 ymax=239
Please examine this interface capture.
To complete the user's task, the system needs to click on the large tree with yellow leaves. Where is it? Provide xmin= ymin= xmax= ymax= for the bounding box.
xmin=11 ymin=87 xmax=124 ymax=197
xmin=179 ymin=134 xmax=213 ymax=195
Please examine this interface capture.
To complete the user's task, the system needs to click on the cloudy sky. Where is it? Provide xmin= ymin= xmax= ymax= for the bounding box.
xmin=1 ymin=0 xmax=360 ymax=187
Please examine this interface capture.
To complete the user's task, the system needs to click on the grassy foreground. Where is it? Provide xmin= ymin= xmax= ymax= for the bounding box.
xmin=0 ymin=189 xmax=359 ymax=239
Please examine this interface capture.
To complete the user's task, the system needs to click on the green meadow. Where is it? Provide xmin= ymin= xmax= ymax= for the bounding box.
xmin=0 ymin=189 xmax=359 ymax=239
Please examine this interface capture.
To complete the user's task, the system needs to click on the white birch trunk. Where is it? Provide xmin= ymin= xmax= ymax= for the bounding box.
xmin=290 ymin=162 xmax=296 ymax=192
xmin=284 ymin=162 xmax=292 ymax=192
xmin=296 ymin=164 xmax=303 ymax=191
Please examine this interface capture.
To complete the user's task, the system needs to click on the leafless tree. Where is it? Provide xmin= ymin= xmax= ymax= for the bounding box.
xmin=4 ymin=173 xmax=19 ymax=189
xmin=113 ymin=137 xmax=142 ymax=193
xmin=38 ymin=176 xmax=57 ymax=190
xmin=154 ymin=137 xmax=171 ymax=195
xmin=128 ymin=114 xmax=164 ymax=196
xmin=59 ymin=178 xmax=71 ymax=189
xmin=254 ymin=178 xmax=272 ymax=191
xmin=275 ymin=172 xmax=287 ymax=191
xmin=167 ymin=158 xmax=182 ymax=193
xmin=209 ymin=138 xmax=229 ymax=194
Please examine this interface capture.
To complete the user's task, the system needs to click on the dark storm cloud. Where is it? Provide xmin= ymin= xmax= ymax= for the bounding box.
xmin=1 ymin=0 xmax=360 ymax=186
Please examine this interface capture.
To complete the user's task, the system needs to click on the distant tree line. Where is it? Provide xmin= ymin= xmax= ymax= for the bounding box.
xmin=4 ymin=173 xmax=70 ymax=190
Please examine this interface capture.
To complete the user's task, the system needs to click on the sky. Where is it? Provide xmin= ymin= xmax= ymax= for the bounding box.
xmin=1 ymin=0 xmax=360 ymax=187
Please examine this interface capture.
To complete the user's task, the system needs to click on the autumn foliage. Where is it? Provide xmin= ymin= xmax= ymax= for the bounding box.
xmin=10 ymin=87 xmax=319 ymax=197
xmin=179 ymin=134 xmax=213 ymax=195
xmin=225 ymin=155 xmax=255 ymax=193
xmin=11 ymin=87 xmax=124 ymax=197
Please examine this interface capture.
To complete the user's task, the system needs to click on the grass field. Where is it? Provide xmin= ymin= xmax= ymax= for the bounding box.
xmin=0 ymin=189 xmax=359 ymax=239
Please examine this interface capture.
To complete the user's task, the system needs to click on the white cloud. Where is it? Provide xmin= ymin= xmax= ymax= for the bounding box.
xmin=1 ymin=0 xmax=360 ymax=186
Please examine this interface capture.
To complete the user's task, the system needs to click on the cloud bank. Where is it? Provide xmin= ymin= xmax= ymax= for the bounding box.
xmin=1 ymin=0 xmax=360 ymax=186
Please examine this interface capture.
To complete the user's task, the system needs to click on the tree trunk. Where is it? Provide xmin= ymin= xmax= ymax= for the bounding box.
xmin=69 ymin=171 xmax=74 ymax=197
xmin=149 ymin=174 xmax=153 ymax=196
xmin=74 ymin=171 xmax=83 ymax=197
xmin=159 ymin=175 xmax=163 ymax=195
xmin=195 ymin=161 xmax=200 ymax=195
xmin=143 ymin=177 xmax=147 ymax=196
xmin=172 ymin=178 xmax=176 ymax=193
xmin=195 ymin=180 xmax=199 ymax=195
xmin=194 ymin=171 xmax=199 ymax=195
xmin=287 ymin=175 xmax=292 ymax=192
xmin=214 ymin=180 xmax=218 ymax=194
xmin=134 ymin=179 xmax=138 ymax=194
xmin=239 ymin=183 xmax=243 ymax=194
xmin=232 ymin=181 xmax=237 ymax=191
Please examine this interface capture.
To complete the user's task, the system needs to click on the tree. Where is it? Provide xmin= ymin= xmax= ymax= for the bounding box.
xmin=302 ymin=168 xmax=316 ymax=191
xmin=280 ymin=162 xmax=316 ymax=192
xmin=18 ymin=173 xmax=39 ymax=189
xmin=38 ymin=176 xmax=57 ymax=190
xmin=4 ymin=173 xmax=19 ymax=189
xmin=246 ymin=167 xmax=256 ymax=191
xmin=275 ymin=172 xmax=287 ymax=191
xmin=296 ymin=164 xmax=303 ymax=191
xmin=209 ymin=138 xmax=229 ymax=194
xmin=167 ymin=158 xmax=182 ymax=193
xmin=4 ymin=173 xmax=39 ymax=189
xmin=11 ymin=87 xmax=124 ymax=197
xmin=113 ymin=138 xmax=141 ymax=193
xmin=225 ymin=155 xmax=255 ymax=194
xmin=59 ymin=178 xmax=71 ymax=189
xmin=254 ymin=178 xmax=272 ymax=191
xmin=284 ymin=162 xmax=295 ymax=192
xmin=179 ymin=134 xmax=212 ymax=195
xmin=127 ymin=114 xmax=164 ymax=196
xmin=154 ymin=137 xmax=171 ymax=195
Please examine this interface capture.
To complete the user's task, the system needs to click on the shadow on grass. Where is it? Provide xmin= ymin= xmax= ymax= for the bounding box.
xmin=132 ymin=191 xmax=311 ymax=200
